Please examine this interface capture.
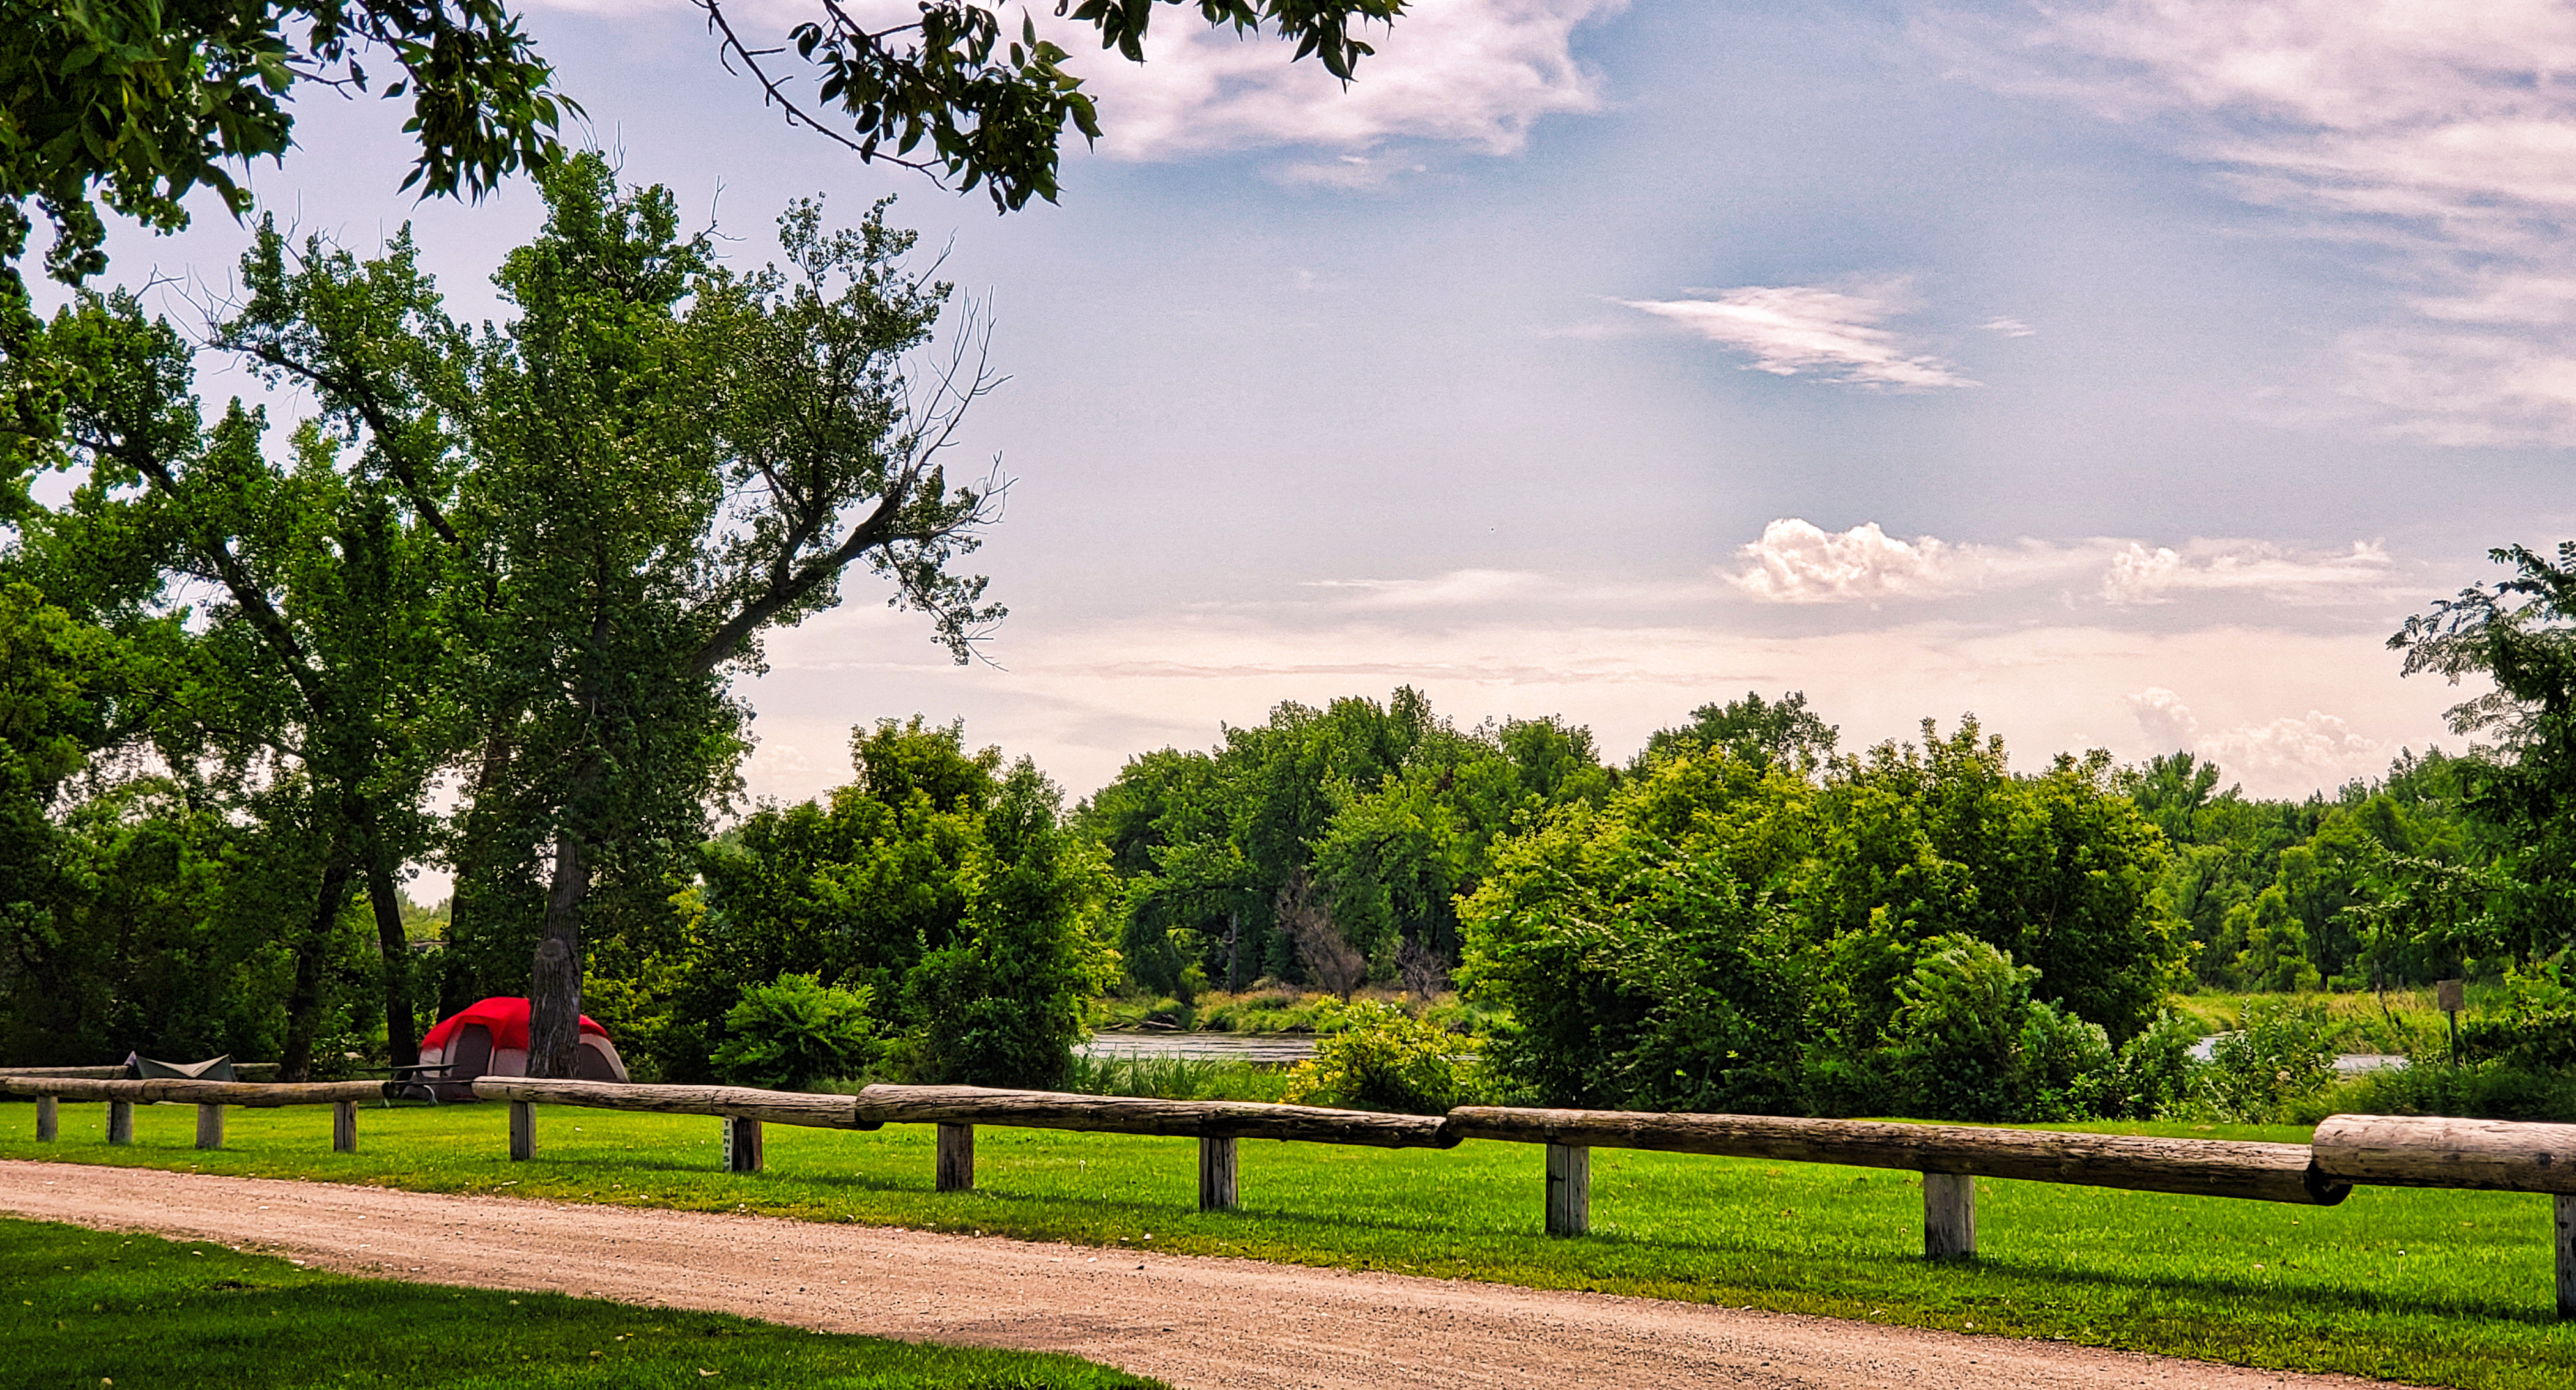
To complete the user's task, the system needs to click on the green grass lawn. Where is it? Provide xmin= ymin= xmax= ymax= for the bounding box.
xmin=8 ymin=1100 xmax=2574 ymax=1388
xmin=0 ymin=1215 xmax=1162 ymax=1388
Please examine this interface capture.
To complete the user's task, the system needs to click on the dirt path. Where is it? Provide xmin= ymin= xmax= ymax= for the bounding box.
xmin=3 ymin=1161 xmax=2380 ymax=1390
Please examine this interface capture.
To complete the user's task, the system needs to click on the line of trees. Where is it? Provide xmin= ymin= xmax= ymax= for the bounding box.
xmin=8 ymin=528 xmax=2572 ymax=1101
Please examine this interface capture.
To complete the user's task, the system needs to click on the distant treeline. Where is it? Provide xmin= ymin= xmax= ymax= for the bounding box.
xmin=1082 ymin=686 xmax=2506 ymax=1006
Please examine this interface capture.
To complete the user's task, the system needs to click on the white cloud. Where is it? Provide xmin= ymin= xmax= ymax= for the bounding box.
xmin=1071 ymin=0 xmax=1622 ymax=162
xmin=1727 ymin=521 xmax=2401 ymax=608
xmin=2098 ymin=539 xmax=2398 ymax=605
xmin=1982 ymin=316 xmax=2037 ymax=337
xmin=2126 ymin=685 xmax=2203 ymax=751
xmin=1624 ymin=281 xmax=1977 ymax=389
xmin=1729 ymin=520 xmax=1985 ymax=601
xmin=2125 ymin=686 xmax=2387 ymax=787
xmin=1940 ymin=0 xmax=2576 ymax=443
xmin=1302 ymin=568 xmax=1550 ymax=608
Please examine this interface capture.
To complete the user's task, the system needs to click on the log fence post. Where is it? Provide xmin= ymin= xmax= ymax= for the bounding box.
xmin=106 ymin=1100 xmax=132 ymax=1145
xmin=194 ymin=1103 xmax=223 ymax=1150
xmin=1545 ymin=1142 xmax=1591 ymax=1237
xmin=1199 ymin=1136 xmax=1238 ymax=1212
xmin=723 ymin=1116 xmax=764 ymax=1173
xmin=33 ymin=1096 xmax=56 ymax=1142
xmin=1924 ymin=1171 xmax=1975 ymax=1259
xmin=508 ymin=1100 xmax=535 ymax=1161
xmin=2557 ymin=1194 xmax=2576 ymax=1320
xmin=936 ymin=1122 xmax=975 ymax=1192
xmin=332 ymin=1099 xmax=359 ymax=1153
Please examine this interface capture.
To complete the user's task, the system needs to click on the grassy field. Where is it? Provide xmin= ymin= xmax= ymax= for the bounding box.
xmin=6 ymin=1100 xmax=2573 ymax=1388
xmin=1 ymin=1214 xmax=1161 ymax=1388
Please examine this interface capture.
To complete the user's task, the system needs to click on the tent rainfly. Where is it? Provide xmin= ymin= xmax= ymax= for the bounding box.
xmin=415 ymin=997 xmax=627 ymax=1099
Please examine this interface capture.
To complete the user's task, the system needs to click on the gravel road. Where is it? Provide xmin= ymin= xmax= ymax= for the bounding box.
xmin=2 ymin=1161 xmax=2383 ymax=1390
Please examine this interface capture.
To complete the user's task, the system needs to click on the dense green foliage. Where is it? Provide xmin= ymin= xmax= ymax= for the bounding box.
xmin=1081 ymin=686 xmax=1610 ymax=998
xmin=601 ymin=717 xmax=1114 ymax=1088
xmin=0 ymin=0 xmax=570 ymax=312
xmin=15 ymin=1104 xmax=2576 ymax=1390
xmin=2127 ymin=747 xmax=2488 ymax=989
xmin=1278 ymin=999 xmax=1481 ymax=1112
xmin=3 ymin=1217 xmax=1161 ymax=1388
xmin=1 ymin=158 xmax=1003 ymax=1077
xmin=1454 ymin=716 xmax=2184 ymax=1120
xmin=709 ymin=972 xmax=881 ymax=1090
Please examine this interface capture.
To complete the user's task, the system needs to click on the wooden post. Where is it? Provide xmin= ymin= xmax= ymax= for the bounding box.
xmin=332 ymin=1099 xmax=359 ymax=1153
xmin=1199 ymin=1135 xmax=1238 ymax=1212
xmin=1545 ymin=1142 xmax=1591 ymax=1237
xmin=508 ymin=1099 xmax=535 ymax=1161
xmin=723 ymin=1116 xmax=764 ymax=1173
xmin=1925 ymin=1171 xmax=1976 ymax=1259
xmin=33 ymin=1096 xmax=56 ymax=1142
xmin=194 ymin=1103 xmax=223 ymax=1150
xmin=106 ymin=1100 xmax=132 ymax=1145
xmin=936 ymin=1122 xmax=974 ymax=1192
xmin=2557 ymin=1194 xmax=2576 ymax=1319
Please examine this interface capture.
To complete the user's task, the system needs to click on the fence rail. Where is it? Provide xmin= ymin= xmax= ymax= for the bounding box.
xmin=13 ymin=1070 xmax=2576 ymax=1315
xmin=1 ymin=1076 xmax=388 ymax=1152
xmin=1442 ymin=1106 xmax=2348 ymax=1206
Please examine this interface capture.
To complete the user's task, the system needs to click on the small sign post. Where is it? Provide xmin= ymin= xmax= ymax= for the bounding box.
xmin=2437 ymin=978 xmax=2465 ymax=1064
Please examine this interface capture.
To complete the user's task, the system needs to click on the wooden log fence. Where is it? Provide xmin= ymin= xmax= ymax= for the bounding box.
xmin=1445 ymin=1107 xmax=2350 ymax=1208
xmin=0 ymin=1065 xmax=279 ymax=1081
xmin=3 ymin=1077 xmax=394 ymax=1153
xmin=17 ymin=1069 xmax=2576 ymax=1315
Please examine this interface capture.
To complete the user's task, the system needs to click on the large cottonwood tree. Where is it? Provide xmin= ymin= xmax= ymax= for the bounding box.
xmin=223 ymin=155 xmax=1003 ymax=1076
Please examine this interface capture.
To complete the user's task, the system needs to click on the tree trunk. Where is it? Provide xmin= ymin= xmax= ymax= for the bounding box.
xmin=442 ymin=719 xmax=519 ymax=1008
xmin=364 ymin=854 xmax=420 ymax=1069
xmin=281 ymin=840 xmax=359 ymax=1083
xmin=527 ymin=828 xmax=589 ymax=1077
xmin=1223 ymin=910 xmax=1241 ymax=992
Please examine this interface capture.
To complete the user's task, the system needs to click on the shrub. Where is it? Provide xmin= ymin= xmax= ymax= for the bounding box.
xmin=2097 ymin=1008 xmax=2205 ymax=1119
xmin=2458 ymin=960 xmax=2576 ymax=1069
xmin=710 ymin=973 xmax=881 ymax=1091
xmin=1877 ymin=935 xmax=2119 ymax=1122
xmin=1282 ymin=1001 xmax=1478 ymax=1113
xmin=2193 ymin=997 xmax=2336 ymax=1122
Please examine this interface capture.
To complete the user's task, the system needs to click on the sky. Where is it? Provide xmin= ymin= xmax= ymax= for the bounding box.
xmin=60 ymin=0 xmax=2573 ymax=872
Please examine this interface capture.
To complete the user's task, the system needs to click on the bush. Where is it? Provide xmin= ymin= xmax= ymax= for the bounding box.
xmin=2458 ymin=960 xmax=2576 ymax=1070
xmin=710 ymin=973 xmax=881 ymax=1090
xmin=1281 ymin=1001 xmax=1479 ymax=1113
xmin=2097 ymin=1008 xmax=2205 ymax=1119
xmin=1878 ymin=935 xmax=2118 ymax=1122
xmin=2193 ymin=997 xmax=2336 ymax=1122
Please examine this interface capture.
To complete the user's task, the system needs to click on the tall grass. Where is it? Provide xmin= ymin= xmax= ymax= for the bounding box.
xmin=1061 ymin=1053 xmax=1290 ymax=1102
xmin=2175 ymin=987 xmax=2446 ymax=1056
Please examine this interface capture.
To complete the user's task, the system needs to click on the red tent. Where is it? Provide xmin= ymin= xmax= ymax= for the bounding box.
xmin=415 ymin=997 xmax=628 ymax=1096
xmin=420 ymin=996 xmax=608 ymax=1054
